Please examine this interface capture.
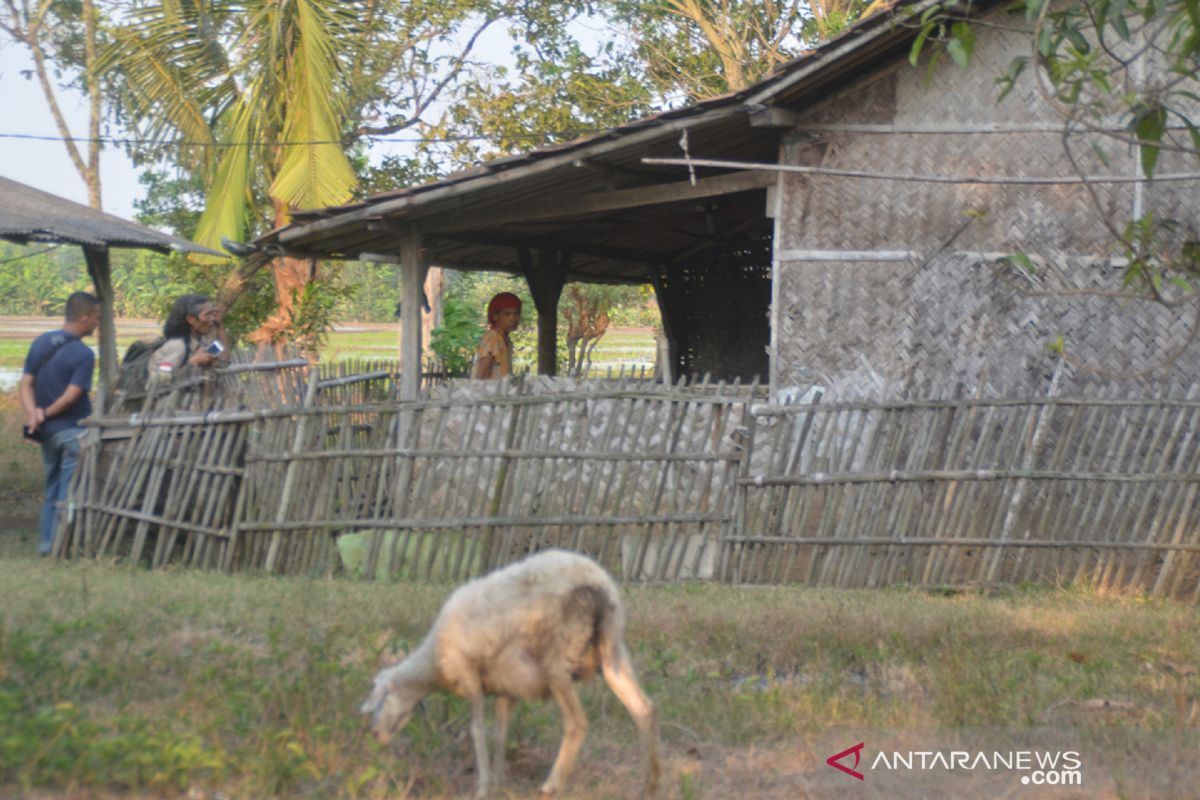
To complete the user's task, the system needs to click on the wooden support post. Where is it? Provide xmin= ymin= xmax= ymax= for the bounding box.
xmin=399 ymin=231 xmax=425 ymax=401
xmin=650 ymin=265 xmax=683 ymax=384
xmin=83 ymin=245 xmax=116 ymax=414
xmin=519 ymin=248 xmax=569 ymax=376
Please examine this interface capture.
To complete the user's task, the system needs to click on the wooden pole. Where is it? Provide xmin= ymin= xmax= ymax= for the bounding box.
xmin=649 ymin=266 xmax=682 ymax=384
xmin=519 ymin=248 xmax=568 ymax=376
xmin=399 ymin=231 xmax=425 ymax=401
xmin=83 ymin=245 xmax=116 ymax=414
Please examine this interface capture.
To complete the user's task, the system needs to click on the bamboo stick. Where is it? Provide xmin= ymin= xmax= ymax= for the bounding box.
xmin=264 ymin=369 xmax=319 ymax=573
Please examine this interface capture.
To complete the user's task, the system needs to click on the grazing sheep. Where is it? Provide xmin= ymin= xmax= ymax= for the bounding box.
xmin=361 ymin=549 xmax=660 ymax=799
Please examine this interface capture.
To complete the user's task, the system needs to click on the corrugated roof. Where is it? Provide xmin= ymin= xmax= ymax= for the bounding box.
xmin=0 ymin=175 xmax=223 ymax=255
xmin=261 ymin=0 xmax=972 ymax=281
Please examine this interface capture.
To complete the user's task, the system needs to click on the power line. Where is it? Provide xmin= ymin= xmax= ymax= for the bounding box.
xmin=644 ymin=156 xmax=1200 ymax=186
xmin=0 ymin=129 xmax=606 ymax=147
xmin=0 ymin=245 xmax=61 ymax=265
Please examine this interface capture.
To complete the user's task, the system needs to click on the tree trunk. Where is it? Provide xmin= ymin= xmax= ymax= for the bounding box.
xmin=248 ymin=200 xmax=316 ymax=346
xmin=82 ymin=0 xmax=102 ymax=209
xmin=22 ymin=0 xmax=102 ymax=208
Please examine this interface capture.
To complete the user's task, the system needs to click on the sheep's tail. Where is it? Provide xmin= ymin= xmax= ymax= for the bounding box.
xmin=594 ymin=594 xmax=661 ymax=799
xmin=560 ymin=584 xmax=612 ymax=681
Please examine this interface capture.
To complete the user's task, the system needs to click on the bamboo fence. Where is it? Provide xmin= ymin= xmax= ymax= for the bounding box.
xmin=59 ymin=370 xmax=751 ymax=582
xmin=54 ymin=366 xmax=1200 ymax=600
xmin=730 ymin=391 xmax=1200 ymax=599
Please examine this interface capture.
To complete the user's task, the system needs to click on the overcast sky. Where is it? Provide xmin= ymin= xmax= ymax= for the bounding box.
xmin=0 ymin=43 xmax=143 ymax=219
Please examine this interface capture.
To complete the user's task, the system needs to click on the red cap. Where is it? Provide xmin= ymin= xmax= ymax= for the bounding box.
xmin=487 ymin=292 xmax=522 ymax=325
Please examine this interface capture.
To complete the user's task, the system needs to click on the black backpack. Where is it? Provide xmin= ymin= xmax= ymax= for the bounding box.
xmin=114 ymin=336 xmax=166 ymax=394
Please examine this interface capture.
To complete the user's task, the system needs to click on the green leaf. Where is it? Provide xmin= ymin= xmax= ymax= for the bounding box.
xmin=1064 ymin=27 xmax=1090 ymax=53
xmin=947 ymin=37 xmax=969 ymax=68
xmin=996 ymin=56 xmax=1028 ymax=101
xmin=923 ymin=47 xmax=943 ymax=85
xmin=1186 ymin=0 xmax=1200 ymax=27
xmin=1006 ymin=252 xmax=1036 ymax=272
xmin=1092 ymin=142 xmax=1112 ymax=169
xmin=910 ymin=27 xmax=932 ymax=67
xmin=1184 ymin=117 xmax=1200 ymax=164
xmin=1111 ymin=12 xmax=1131 ymax=40
xmin=1037 ymin=26 xmax=1055 ymax=57
xmin=948 ymin=22 xmax=975 ymax=67
xmin=1135 ymin=106 xmax=1167 ymax=179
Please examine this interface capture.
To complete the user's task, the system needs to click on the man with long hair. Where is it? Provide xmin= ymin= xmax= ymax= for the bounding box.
xmin=148 ymin=293 xmax=229 ymax=384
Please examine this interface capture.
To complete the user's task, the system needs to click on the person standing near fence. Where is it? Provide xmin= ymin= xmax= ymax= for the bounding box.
xmin=19 ymin=291 xmax=101 ymax=556
xmin=472 ymin=292 xmax=522 ymax=379
xmin=147 ymin=293 xmax=230 ymax=385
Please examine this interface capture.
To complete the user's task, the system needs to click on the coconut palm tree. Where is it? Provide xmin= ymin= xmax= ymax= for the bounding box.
xmin=105 ymin=0 xmax=363 ymax=340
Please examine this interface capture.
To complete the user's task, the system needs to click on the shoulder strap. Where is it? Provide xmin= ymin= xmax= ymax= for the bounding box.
xmin=30 ymin=333 xmax=76 ymax=379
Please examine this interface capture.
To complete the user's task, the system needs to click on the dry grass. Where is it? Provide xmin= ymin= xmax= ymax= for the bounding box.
xmin=0 ymin=554 xmax=1196 ymax=799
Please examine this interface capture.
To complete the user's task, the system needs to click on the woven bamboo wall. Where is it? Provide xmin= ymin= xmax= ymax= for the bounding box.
xmin=773 ymin=23 xmax=1200 ymax=399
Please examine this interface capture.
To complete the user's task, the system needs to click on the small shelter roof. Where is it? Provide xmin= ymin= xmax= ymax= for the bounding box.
xmin=0 ymin=174 xmax=223 ymax=414
xmin=0 ymin=174 xmax=222 ymax=256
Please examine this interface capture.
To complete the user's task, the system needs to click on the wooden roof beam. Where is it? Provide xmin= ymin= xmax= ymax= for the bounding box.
xmin=428 ymin=231 xmax=667 ymax=267
xmin=428 ymin=170 xmax=775 ymax=234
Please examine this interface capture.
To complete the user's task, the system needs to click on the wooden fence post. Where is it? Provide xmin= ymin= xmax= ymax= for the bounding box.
xmin=264 ymin=368 xmax=320 ymax=572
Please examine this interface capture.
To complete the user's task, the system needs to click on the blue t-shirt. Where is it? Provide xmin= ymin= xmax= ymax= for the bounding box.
xmin=23 ymin=330 xmax=94 ymax=436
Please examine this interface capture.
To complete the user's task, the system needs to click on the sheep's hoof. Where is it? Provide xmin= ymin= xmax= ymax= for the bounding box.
xmin=537 ymin=785 xmax=558 ymax=797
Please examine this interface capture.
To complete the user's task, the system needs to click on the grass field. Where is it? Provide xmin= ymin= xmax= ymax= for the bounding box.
xmin=2 ymin=346 xmax=1196 ymax=798
xmin=0 ymin=317 xmax=657 ymax=376
xmin=0 ymin=541 xmax=1197 ymax=798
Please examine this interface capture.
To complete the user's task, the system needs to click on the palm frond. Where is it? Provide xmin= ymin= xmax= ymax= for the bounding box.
xmin=268 ymin=0 xmax=357 ymax=210
xmin=192 ymin=96 xmax=257 ymax=262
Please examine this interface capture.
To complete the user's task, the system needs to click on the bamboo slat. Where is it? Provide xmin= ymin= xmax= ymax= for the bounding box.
xmin=57 ymin=373 xmax=1200 ymax=600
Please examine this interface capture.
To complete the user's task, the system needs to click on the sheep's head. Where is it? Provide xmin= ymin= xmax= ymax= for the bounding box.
xmin=361 ymin=665 xmax=421 ymax=745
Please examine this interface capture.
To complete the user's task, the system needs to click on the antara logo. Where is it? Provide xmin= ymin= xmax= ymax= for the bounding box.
xmin=826 ymin=741 xmax=866 ymax=781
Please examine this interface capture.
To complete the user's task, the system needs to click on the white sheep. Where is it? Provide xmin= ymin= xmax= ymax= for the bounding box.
xmin=361 ymin=549 xmax=660 ymax=799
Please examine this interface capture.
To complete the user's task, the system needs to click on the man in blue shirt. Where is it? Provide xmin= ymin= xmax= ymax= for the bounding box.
xmin=19 ymin=291 xmax=101 ymax=556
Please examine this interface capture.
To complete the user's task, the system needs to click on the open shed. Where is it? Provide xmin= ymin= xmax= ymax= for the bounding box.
xmin=256 ymin=80 xmax=805 ymax=394
xmin=0 ymin=175 xmax=222 ymax=410
xmin=263 ymin=0 xmax=1200 ymax=400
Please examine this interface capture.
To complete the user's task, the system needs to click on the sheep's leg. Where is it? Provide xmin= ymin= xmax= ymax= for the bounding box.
xmin=539 ymin=678 xmax=588 ymax=796
xmin=492 ymin=695 xmax=512 ymax=789
xmin=602 ymin=640 xmax=660 ymax=798
xmin=468 ymin=693 xmax=491 ymax=799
